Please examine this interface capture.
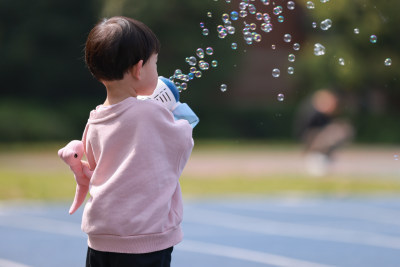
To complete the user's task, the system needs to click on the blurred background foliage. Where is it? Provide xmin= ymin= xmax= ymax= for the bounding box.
xmin=0 ymin=0 xmax=399 ymax=143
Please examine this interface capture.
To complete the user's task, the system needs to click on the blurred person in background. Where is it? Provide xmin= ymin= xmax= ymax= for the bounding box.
xmin=294 ymin=89 xmax=354 ymax=176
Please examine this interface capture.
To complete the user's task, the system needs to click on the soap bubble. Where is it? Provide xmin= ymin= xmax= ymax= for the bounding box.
xmin=354 ymin=28 xmax=360 ymax=34
xmin=188 ymin=73 xmax=194 ymax=80
xmin=189 ymin=67 xmax=197 ymax=73
xmin=277 ymin=93 xmax=285 ymax=102
xmin=187 ymin=56 xmax=197 ymax=66
xmin=288 ymin=67 xmax=295 ymax=75
xmin=248 ymin=4 xmax=256 ymax=14
xmin=198 ymin=60 xmax=210 ymax=70
xmin=206 ymin=47 xmax=214 ymax=55
xmin=283 ymin=33 xmax=292 ymax=43
xmin=261 ymin=23 xmax=273 ymax=33
xmin=312 ymin=22 xmax=317 ymax=28
xmin=394 ymin=154 xmax=399 ymax=161
xmin=263 ymin=13 xmax=271 ymax=22
xmin=225 ymin=0 xmax=231 ymax=3
xmin=272 ymin=68 xmax=281 ymax=78
xmin=239 ymin=10 xmax=248 ymax=18
xmin=273 ymin=6 xmax=283 ymax=15
xmin=196 ymin=48 xmax=205 ymax=58
xmin=293 ymin=43 xmax=300 ymax=51
xmin=314 ymin=43 xmax=326 ymax=56
xmin=320 ymin=19 xmax=332 ymax=31
xmin=385 ymin=58 xmax=392 ymax=66
xmin=195 ymin=71 xmax=202 ymax=78
xmin=370 ymin=35 xmax=377 ymax=43
xmin=256 ymin=12 xmax=263 ymax=20
xmin=307 ymin=1 xmax=315 ymax=9
xmin=200 ymin=22 xmax=205 ymax=28
xmin=261 ymin=0 xmax=270 ymax=5
xmin=320 ymin=0 xmax=330 ymax=3
xmin=278 ymin=16 xmax=284 ymax=23
xmin=287 ymin=1 xmax=295 ymax=10
xmin=288 ymin=54 xmax=296 ymax=62
xmin=253 ymin=33 xmax=262 ymax=42
xmin=271 ymin=44 xmax=276 ymax=50
xmin=202 ymin=28 xmax=209 ymax=36
xmin=211 ymin=60 xmax=218 ymax=67
xmin=180 ymin=83 xmax=188 ymax=90
xmin=174 ymin=69 xmax=182 ymax=76
xmin=227 ymin=26 xmax=236 ymax=34
xmin=207 ymin=12 xmax=212 ymax=18
xmin=338 ymin=58 xmax=345 ymax=66
xmin=230 ymin=11 xmax=239 ymax=20
xmin=222 ymin=13 xmax=230 ymax=23
xmin=220 ymin=84 xmax=227 ymax=92
xmin=231 ymin=42 xmax=238 ymax=50
xmin=239 ymin=2 xmax=248 ymax=10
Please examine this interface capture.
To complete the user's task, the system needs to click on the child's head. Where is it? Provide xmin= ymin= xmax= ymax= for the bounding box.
xmin=85 ymin=16 xmax=160 ymax=82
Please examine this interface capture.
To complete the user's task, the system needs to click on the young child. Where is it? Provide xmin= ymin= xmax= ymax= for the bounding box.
xmin=82 ymin=16 xmax=194 ymax=266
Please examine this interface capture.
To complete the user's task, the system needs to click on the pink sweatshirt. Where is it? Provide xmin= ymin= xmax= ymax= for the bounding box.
xmin=81 ymin=97 xmax=193 ymax=254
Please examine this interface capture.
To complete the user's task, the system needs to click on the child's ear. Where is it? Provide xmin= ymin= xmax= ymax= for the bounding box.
xmin=130 ymin=60 xmax=143 ymax=80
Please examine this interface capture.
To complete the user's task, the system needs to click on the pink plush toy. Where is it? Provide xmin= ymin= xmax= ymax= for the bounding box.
xmin=58 ymin=140 xmax=93 ymax=214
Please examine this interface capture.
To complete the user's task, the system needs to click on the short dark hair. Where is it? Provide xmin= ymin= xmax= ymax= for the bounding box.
xmin=85 ymin=16 xmax=160 ymax=81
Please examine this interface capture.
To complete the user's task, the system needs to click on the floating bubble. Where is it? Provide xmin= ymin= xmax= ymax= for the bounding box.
xmin=224 ymin=20 xmax=232 ymax=27
xmin=248 ymin=4 xmax=256 ymax=14
xmin=293 ymin=43 xmax=300 ymax=51
xmin=385 ymin=58 xmax=392 ymax=66
xmin=288 ymin=54 xmax=296 ymax=62
xmin=283 ymin=33 xmax=292 ymax=43
xmin=211 ymin=60 xmax=218 ymax=67
xmin=272 ymin=68 xmax=281 ymax=78
xmin=198 ymin=60 xmax=210 ymax=70
xmin=261 ymin=23 xmax=273 ymax=33
xmin=320 ymin=0 xmax=330 ymax=3
xmin=231 ymin=42 xmax=238 ymax=50
xmin=220 ymin=84 xmax=227 ymax=92
xmin=222 ymin=13 xmax=230 ymax=23
xmin=253 ymin=33 xmax=262 ymax=42
xmin=250 ymin=23 xmax=257 ymax=31
xmin=312 ymin=22 xmax=317 ymax=28
xmin=288 ymin=67 xmax=295 ymax=75
xmin=239 ymin=10 xmax=247 ymax=18
xmin=370 ymin=35 xmax=377 ymax=43
xmin=174 ymin=69 xmax=182 ymax=76
xmin=196 ymin=48 xmax=205 ymax=58
xmin=263 ymin=13 xmax=271 ymax=22
xmin=256 ymin=12 xmax=263 ymax=20
xmin=239 ymin=2 xmax=248 ymax=10
xmin=394 ymin=154 xmax=399 ymax=161
xmin=188 ymin=73 xmax=194 ymax=80
xmin=190 ymin=67 xmax=197 ymax=73
xmin=307 ymin=1 xmax=315 ymax=9
xmin=207 ymin=12 xmax=212 ymax=18
xmin=206 ymin=47 xmax=214 ymax=55
xmin=277 ymin=93 xmax=285 ymax=102
xmin=273 ymin=6 xmax=283 ymax=15
xmin=200 ymin=22 xmax=205 ymax=28
xmin=261 ymin=0 xmax=270 ymax=5
xmin=320 ymin=19 xmax=332 ymax=31
xmin=314 ymin=43 xmax=326 ymax=56
xmin=195 ymin=71 xmax=202 ymax=78
xmin=181 ymin=83 xmax=188 ymax=90
xmin=287 ymin=1 xmax=295 ymax=10
xmin=227 ymin=26 xmax=236 ymax=34
xmin=230 ymin=11 xmax=239 ymax=21
xmin=202 ymin=28 xmax=209 ymax=36
xmin=243 ymin=31 xmax=253 ymax=44
xmin=338 ymin=58 xmax=345 ymax=66
xmin=278 ymin=16 xmax=284 ymax=23
xmin=225 ymin=0 xmax=231 ymax=3
xmin=271 ymin=44 xmax=276 ymax=50
xmin=354 ymin=28 xmax=360 ymax=34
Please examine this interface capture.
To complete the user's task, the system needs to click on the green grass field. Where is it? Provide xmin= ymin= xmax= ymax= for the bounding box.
xmin=1 ymin=142 xmax=400 ymax=201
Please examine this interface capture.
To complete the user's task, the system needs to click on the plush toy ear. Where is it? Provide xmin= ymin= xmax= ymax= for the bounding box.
xmin=58 ymin=147 xmax=65 ymax=158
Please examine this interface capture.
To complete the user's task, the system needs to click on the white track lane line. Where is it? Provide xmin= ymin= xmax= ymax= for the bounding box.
xmin=177 ymin=240 xmax=334 ymax=267
xmin=184 ymin=208 xmax=400 ymax=250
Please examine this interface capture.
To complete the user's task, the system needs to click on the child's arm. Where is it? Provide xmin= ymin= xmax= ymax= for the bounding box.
xmin=139 ymin=77 xmax=200 ymax=128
